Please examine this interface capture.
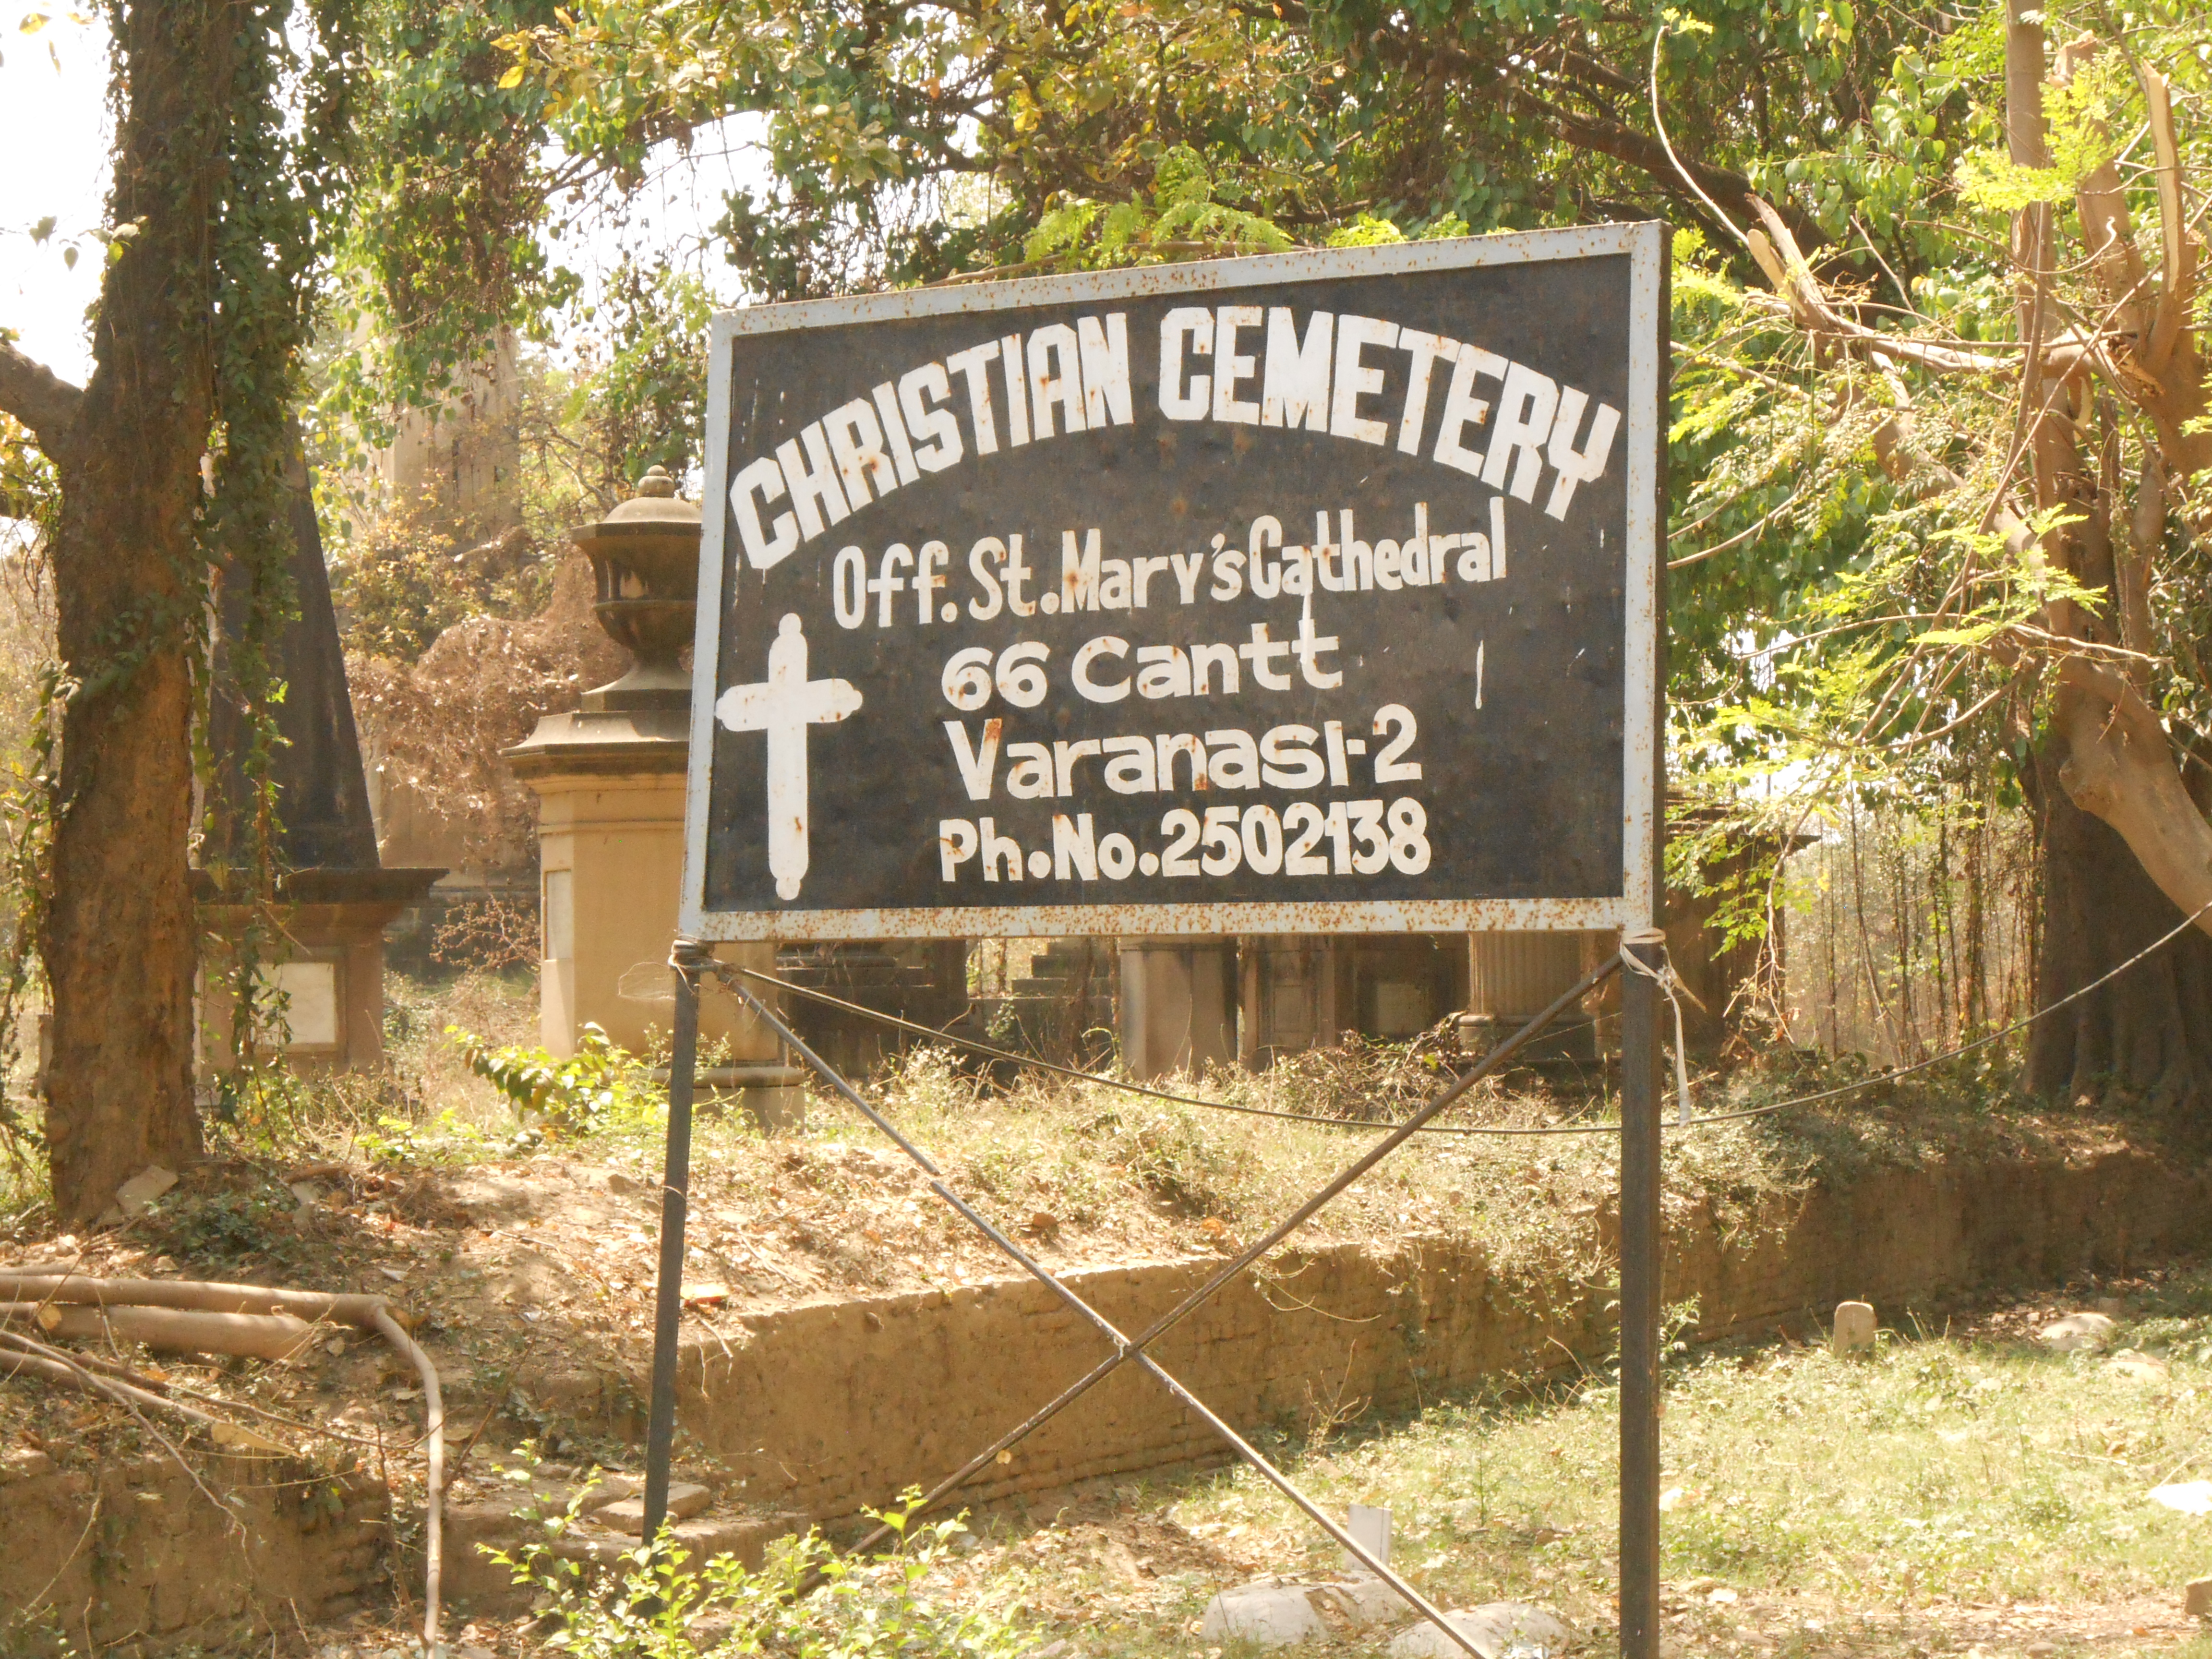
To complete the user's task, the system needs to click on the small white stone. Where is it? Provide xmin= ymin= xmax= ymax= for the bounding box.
xmin=2039 ymin=1312 xmax=2117 ymax=1352
xmin=1387 ymin=1602 xmax=1576 ymax=1659
xmin=114 ymin=1165 xmax=178 ymax=1217
xmin=1343 ymin=1503 xmax=1392 ymax=1572
xmin=1831 ymin=1301 xmax=1876 ymax=1357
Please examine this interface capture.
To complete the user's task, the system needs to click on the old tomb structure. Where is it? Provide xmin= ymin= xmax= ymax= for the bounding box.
xmin=507 ymin=468 xmax=802 ymax=1122
xmin=198 ymin=450 xmax=443 ymax=1071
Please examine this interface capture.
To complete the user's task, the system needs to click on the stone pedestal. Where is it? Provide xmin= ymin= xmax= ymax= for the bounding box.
xmin=1461 ymin=930 xmax=1608 ymax=1063
xmin=507 ymin=469 xmax=800 ymax=1128
xmin=1117 ymin=937 xmax=1238 ymax=1081
xmin=200 ymin=872 xmax=440 ymax=1073
xmin=510 ymin=697 xmax=800 ymax=1125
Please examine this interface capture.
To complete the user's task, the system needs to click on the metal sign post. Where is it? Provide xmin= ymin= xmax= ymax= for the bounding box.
xmin=641 ymin=938 xmax=707 ymax=1543
xmin=1618 ymin=936 xmax=1665 ymax=1658
xmin=651 ymin=226 xmax=1669 ymax=1637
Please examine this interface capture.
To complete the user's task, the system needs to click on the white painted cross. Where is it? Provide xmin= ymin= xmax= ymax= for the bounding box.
xmin=714 ymin=613 xmax=862 ymax=900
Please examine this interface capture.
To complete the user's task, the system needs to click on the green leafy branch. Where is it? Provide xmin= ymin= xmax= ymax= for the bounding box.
xmin=480 ymin=1470 xmax=1041 ymax=1659
xmin=454 ymin=1022 xmax=661 ymax=1139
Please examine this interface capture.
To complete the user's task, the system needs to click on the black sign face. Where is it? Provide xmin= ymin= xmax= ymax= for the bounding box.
xmin=682 ymin=228 xmax=1662 ymax=940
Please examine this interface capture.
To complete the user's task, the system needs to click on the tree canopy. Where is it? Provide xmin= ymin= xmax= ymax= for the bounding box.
xmin=351 ymin=0 xmax=2212 ymax=1101
xmin=0 ymin=0 xmax=2208 ymax=1219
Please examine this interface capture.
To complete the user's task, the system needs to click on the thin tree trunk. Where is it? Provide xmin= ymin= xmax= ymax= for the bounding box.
xmin=1933 ymin=817 xmax=1953 ymax=1047
xmin=1964 ymin=809 xmax=1986 ymax=1034
xmin=1847 ymin=802 xmax=1897 ymax=1060
xmin=1892 ymin=831 xmax=1919 ymax=1060
xmin=1822 ymin=859 xmax=1839 ymax=1052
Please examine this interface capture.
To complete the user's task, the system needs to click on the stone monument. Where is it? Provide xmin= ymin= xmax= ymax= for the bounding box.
xmin=198 ymin=452 xmax=445 ymax=1072
xmin=507 ymin=467 xmax=801 ymax=1125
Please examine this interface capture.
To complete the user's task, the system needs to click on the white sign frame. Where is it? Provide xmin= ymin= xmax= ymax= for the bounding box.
xmin=680 ymin=222 xmax=1663 ymax=942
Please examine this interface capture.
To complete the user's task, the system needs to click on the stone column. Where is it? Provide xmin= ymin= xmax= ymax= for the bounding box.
xmin=1462 ymin=931 xmax=1602 ymax=1062
xmin=1117 ymin=937 xmax=1238 ymax=1081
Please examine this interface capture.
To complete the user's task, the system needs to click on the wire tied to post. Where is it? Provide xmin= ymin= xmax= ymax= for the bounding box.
xmin=1619 ymin=926 xmax=1694 ymax=1125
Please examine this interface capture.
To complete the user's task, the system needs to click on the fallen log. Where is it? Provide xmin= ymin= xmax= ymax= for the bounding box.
xmin=0 ymin=1301 xmax=318 ymax=1361
xmin=0 ymin=1270 xmax=395 ymax=1325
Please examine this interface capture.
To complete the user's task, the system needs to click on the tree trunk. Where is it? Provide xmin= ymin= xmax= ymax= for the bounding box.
xmin=2027 ymin=742 xmax=2212 ymax=1120
xmin=35 ymin=0 xmax=231 ymax=1220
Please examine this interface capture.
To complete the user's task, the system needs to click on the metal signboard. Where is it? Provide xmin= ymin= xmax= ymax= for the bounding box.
xmin=681 ymin=224 xmax=1663 ymax=941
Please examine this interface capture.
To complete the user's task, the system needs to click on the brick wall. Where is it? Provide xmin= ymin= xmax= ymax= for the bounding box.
xmin=668 ymin=1147 xmax=2212 ymax=1522
xmin=0 ymin=1452 xmax=388 ymax=1652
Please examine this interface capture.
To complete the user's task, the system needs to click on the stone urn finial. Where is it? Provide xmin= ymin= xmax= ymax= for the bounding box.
xmin=570 ymin=463 xmax=702 ymax=712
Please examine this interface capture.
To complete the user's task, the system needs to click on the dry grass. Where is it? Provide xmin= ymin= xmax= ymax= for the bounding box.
xmin=902 ymin=1264 xmax=2212 ymax=1659
xmin=1 ymin=971 xmax=2207 ymax=1658
xmin=93 ymin=962 xmax=2179 ymax=1323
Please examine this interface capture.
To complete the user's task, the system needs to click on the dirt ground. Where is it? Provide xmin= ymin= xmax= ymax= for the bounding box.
xmin=5 ymin=1031 xmax=2210 ymax=1655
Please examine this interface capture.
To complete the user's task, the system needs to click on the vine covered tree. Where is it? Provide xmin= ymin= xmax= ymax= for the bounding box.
xmin=0 ymin=0 xmax=357 ymax=1219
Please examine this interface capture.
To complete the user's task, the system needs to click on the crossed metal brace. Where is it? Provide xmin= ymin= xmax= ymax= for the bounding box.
xmin=660 ymin=953 xmax=1619 ymax=1659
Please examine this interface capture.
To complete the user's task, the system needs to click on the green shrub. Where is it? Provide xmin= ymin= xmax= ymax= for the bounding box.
xmin=453 ymin=1022 xmax=661 ymax=1139
xmin=353 ymin=1105 xmax=497 ymax=1167
xmin=484 ymin=1481 xmax=1038 ymax=1659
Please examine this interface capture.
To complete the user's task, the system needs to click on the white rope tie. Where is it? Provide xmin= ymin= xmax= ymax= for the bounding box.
xmin=1619 ymin=926 xmax=1693 ymax=1124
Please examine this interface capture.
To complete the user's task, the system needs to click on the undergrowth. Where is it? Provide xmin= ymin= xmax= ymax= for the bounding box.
xmin=907 ymin=1263 xmax=2212 ymax=1659
xmin=486 ymin=1483 xmax=1040 ymax=1659
xmin=31 ymin=957 xmax=2179 ymax=1289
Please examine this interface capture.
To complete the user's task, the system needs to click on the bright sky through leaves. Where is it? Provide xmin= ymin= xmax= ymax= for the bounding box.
xmin=0 ymin=9 xmax=109 ymax=385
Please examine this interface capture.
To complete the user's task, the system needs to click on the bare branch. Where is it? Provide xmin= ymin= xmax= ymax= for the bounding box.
xmin=2118 ymin=448 xmax=2163 ymax=667
xmin=0 ymin=337 xmax=83 ymax=452
xmin=2138 ymin=64 xmax=2193 ymax=368
xmin=1743 ymin=200 xmax=2018 ymax=376
xmin=2060 ymin=37 xmax=2149 ymax=339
